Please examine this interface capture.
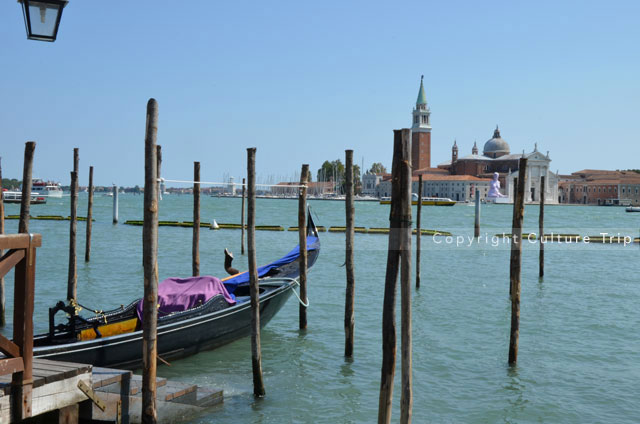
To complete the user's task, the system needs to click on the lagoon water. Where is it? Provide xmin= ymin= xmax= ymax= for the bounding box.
xmin=2 ymin=194 xmax=639 ymax=423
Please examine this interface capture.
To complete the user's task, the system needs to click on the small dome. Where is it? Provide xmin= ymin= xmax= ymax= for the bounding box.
xmin=483 ymin=126 xmax=510 ymax=158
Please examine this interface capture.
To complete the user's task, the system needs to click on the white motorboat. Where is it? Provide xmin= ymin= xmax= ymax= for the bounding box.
xmin=32 ymin=178 xmax=63 ymax=198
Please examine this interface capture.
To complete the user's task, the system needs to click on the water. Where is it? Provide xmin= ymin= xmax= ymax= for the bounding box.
xmin=2 ymin=195 xmax=639 ymax=423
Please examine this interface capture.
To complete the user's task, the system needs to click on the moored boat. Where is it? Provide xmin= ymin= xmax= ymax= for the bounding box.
xmin=32 ymin=178 xmax=63 ymax=198
xmin=2 ymin=190 xmax=47 ymax=205
xmin=30 ymin=212 xmax=321 ymax=369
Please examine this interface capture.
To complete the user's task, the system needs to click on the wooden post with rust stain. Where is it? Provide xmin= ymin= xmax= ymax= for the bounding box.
xmin=378 ymin=129 xmax=412 ymax=424
xmin=474 ymin=188 xmax=480 ymax=238
xmin=539 ymin=176 xmax=545 ymax=278
xmin=193 ymin=161 xmax=200 ymax=276
xmin=247 ymin=147 xmax=266 ymax=397
xmin=344 ymin=150 xmax=355 ymax=356
xmin=0 ymin=156 xmax=5 ymax=326
xmin=416 ymin=175 xmax=422 ymax=289
xmin=298 ymin=164 xmax=309 ymax=330
xmin=508 ymin=158 xmax=527 ymax=366
xmin=12 ymin=141 xmax=36 ymax=421
xmin=142 ymin=98 xmax=159 ymax=424
xmin=85 ymin=166 xmax=94 ymax=262
xmin=68 ymin=148 xmax=79 ymax=302
xmin=241 ymin=178 xmax=246 ymax=255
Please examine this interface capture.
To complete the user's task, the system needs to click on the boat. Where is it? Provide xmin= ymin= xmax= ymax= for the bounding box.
xmin=30 ymin=212 xmax=321 ymax=369
xmin=32 ymin=178 xmax=63 ymax=198
xmin=626 ymin=206 xmax=640 ymax=212
xmin=2 ymin=190 xmax=47 ymax=205
xmin=379 ymin=194 xmax=456 ymax=206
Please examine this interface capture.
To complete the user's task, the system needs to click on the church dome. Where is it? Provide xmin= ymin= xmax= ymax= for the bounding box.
xmin=483 ymin=126 xmax=510 ymax=158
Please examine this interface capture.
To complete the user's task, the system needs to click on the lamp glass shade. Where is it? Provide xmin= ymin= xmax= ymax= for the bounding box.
xmin=21 ymin=0 xmax=68 ymax=42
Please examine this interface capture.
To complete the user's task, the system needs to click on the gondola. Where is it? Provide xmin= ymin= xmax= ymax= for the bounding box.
xmin=31 ymin=212 xmax=320 ymax=369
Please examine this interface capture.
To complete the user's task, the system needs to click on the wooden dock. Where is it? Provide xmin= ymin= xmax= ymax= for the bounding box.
xmin=0 ymin=358 xmax=222 ymax=423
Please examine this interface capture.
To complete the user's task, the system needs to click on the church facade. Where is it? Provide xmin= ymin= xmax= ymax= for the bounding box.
xmin=409 ymin=78 xmax=559 ymax=204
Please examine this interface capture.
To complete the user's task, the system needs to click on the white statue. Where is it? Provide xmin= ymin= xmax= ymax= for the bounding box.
xmin=488 ymin=172 xmax=506 ymax=198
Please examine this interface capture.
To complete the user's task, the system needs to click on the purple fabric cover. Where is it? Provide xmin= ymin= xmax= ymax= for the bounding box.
xmin=136 ymin=275 xmax=236 ymax=322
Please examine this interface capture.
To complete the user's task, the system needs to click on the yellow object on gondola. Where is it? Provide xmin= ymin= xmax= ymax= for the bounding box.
xmin=78 ymin=317 xmax=138 ymax=341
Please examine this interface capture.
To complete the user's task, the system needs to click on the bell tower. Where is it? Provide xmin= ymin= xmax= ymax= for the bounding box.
xmin=452 ymin=140 xmax=458 ymax=163
xmin=411 ymin=75 xmax=431 ymax=170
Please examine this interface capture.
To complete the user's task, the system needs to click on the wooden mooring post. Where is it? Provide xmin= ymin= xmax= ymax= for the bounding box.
xmin=85 ymin=166 xmax=94 ymax=262
xmin=241 ymin=177 xmax=246 ymax=255
xmin=539 ymin=176 xmax=545 ymax=278
xmin=508 ymin=158 xmax=527 ymax=366
xmin=378 ymin=129 xmax=413 ymax=424
xmin=13 ymin=140 xmax=36 ymax=421
xmin=416 ymin=175 xmax=422 ymax=289
xmin=113 ymin=185 xmax=119 ymax=224
xmin=68 ymin=148 xmax=79 ymax=302
xmin=509 ymin=177 xmax=518 ymax=297
xmin=193 ymin=161 xmax=200 ymax=276
xmin=298 ymin=164 xmax=309 ymax=330
xmin=0 ymin=156 xmax=5 ymax=326
xmin=157 ymin=145 xmax=162 ymax=201
xmin=344 ymin=150 xmax=355 ymax=356
xmin=142 ymin=98 xmax=159 ymax=423
xmin=474 ymin=188 xmax=480 ymax=238
xmin=247 ymin=147 xmax=266 ymax=397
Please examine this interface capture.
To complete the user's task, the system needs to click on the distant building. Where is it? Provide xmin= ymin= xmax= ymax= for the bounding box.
xmin=377 ymin=174 xmax=491 ymax=201
xmin=558 ymin=170 xmax=640 ymax=205
xmin=411 ymin=76 xmax=432 ymax=170
xmin=407 ymin=78 xmax=559 ymax=203
xmin=271 ymin=181 xmax=333 ymax=197
xmin=361 ymin=172 xmax=386 ymax=196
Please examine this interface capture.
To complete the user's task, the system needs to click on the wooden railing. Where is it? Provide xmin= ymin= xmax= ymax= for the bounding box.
xmin=0 ymin=233 xmax=41 ymax=421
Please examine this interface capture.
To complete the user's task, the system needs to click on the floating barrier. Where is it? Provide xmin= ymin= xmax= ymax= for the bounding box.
xmin=124 ymin=221 xmax=284 ymax=231
xmin=3 ymin=215 xmax=94 ymax=221
xmin=288 ymin=226 xmax=327 ymax=232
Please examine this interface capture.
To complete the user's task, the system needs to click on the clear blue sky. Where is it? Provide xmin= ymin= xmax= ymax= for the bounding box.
xmin=1 ymin=0 xmax=639 ymax=187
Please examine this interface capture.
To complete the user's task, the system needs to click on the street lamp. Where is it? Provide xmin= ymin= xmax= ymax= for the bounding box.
xmin=20 ymin=0 xmax=68 ymax=42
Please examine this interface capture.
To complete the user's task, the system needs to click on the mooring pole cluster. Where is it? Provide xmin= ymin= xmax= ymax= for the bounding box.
xmin=378 ymin=129 xmax=413 ymax=424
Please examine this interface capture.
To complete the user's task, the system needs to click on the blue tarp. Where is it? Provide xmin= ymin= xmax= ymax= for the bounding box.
xmin=222 ymin=235 xmax=319 ymax=294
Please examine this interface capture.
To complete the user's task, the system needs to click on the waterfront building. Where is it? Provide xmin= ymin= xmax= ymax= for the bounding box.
xmin=558 ymin=170 xmax=640 ymax=205
xmin=361 ymin=172 xmax=386 ymax=196
xmin=272 ymin=181 xmax=334 ymax=197
xmin=406 ymin=77 xmax=559 ymax=203
xmin=377 ymin=174 xmax=491 ymax=201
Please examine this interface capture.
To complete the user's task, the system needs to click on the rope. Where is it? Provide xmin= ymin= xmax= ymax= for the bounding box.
xmin=159 ymin=178 xmax=306 ymax=189
xmin=289 ymin=278 xmax=310 ymax=308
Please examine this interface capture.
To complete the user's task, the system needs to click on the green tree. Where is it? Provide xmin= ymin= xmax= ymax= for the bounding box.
xmin=1 ymin=178 xmax=21 ymax=190
xmin=317 ymin=159 xmax=345 ymax=183
xmin=369 ymin=162 xmax=387 ymax=174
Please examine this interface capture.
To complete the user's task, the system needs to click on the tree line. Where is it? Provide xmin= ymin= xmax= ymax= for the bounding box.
xmin=316 ymin=161 xmax=387 ymax=194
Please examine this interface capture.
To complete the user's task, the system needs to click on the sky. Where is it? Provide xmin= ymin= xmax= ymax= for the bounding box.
xmin=1 ymin=0 xmax=639 ymax=187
